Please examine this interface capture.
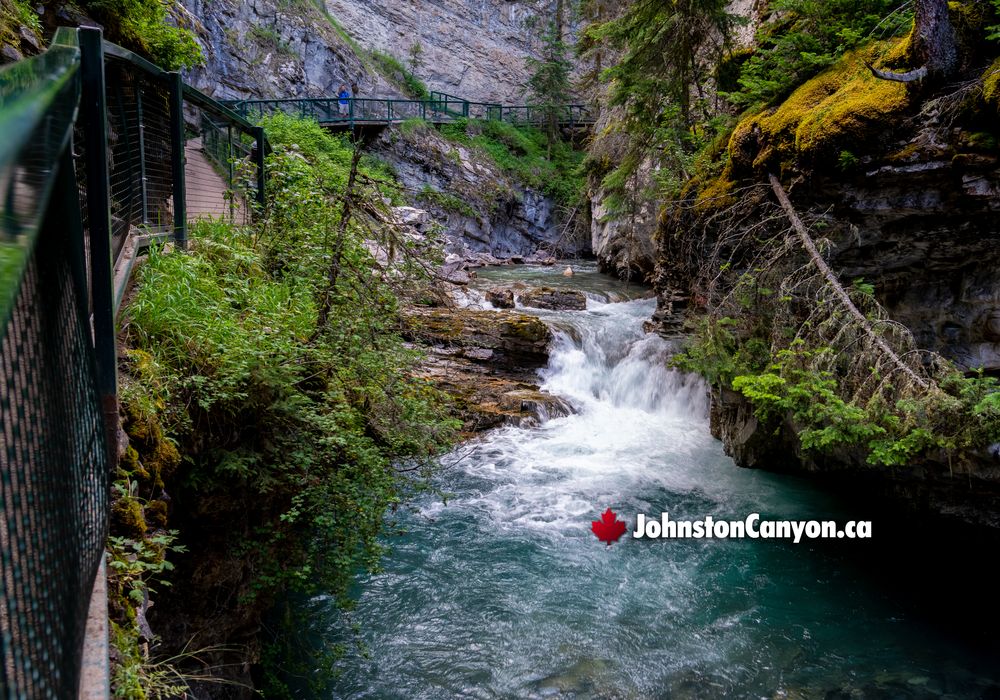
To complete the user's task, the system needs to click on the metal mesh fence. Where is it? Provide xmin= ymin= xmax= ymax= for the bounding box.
xmin=184 ymin=107 xmax=255 ymax=225
xmin=1 ymin=28 xmax=109 ymax=698
xmin=0 ymin=173 xmax=109 ymax=698
xmin=1 ymin=27 xmax=267 ymax=697
xmin=104 ymin=56 xmax=175 ymax=255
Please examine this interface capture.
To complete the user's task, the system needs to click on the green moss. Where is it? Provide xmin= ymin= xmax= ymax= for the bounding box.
xmin=725 ymin=40 xmax=911 ymax=176
xmin=983 ymin=57 xmax=1000 ymax=111
xmin=145 ymin=500 xmax=169 ymax=529
xmin=0 ymin=0 xmax=40 ymax=51
xmin=503 ymin=317 xmax=549 ymax=343
xmin=121 ymin=397 xmax=180 ymax=488
xmin=959 ymin=130 xmax=998 ymax=150
xmin=112 ymin=498 xmax=147 ymax=539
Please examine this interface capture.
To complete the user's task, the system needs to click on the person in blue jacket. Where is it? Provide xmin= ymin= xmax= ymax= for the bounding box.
xmin=338 ymin=84 xmax=351 ymax=117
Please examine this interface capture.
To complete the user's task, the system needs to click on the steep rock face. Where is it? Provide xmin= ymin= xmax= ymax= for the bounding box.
xmin=179 ymin=0 xmax=395 ymax=99
xmin=373 ymin=123 xmax=588 ymax=260
xmin=817 ymin=156 xmax=1000 ymax=372
xmin=322 ymin=0 xmax=543 ymax=103
xmin=691 ymin=128 xmax=1000 ymax=526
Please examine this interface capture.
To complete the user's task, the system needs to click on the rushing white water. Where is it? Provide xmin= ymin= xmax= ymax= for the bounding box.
xmin=326 ymin=272 xmax=1000 ymax=699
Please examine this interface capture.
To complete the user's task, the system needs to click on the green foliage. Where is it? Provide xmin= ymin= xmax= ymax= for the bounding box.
xmin=124 ymin=116 xmax=457 ymax=690
xmin=680 ymin=323 xmax=1000 ymax=468
xmin=81 ymin=0 xmax=202 ymax=69
xmin=590 ymin=0 xmax=734 ymax=126
xmin=370 ymin=50 xmax=429 ymax=99
xmin=249 ymin=25 xmax=295 ymax=57
xmin=581 ymin=0 xmax=736 ymax=201
xmin=729 ymin=0 xmax=910 ymax=109
xmin=838 ymin=149 xmax=860 ymax=171
xmin=440 ymin=118 xmax=585 ymax=206
xmin=526 ymin=12 xmax=573 ymax=152
xmin=417 ymin=185 xmax=478 ymax=218
xmin=990 ymin=0 xmax=1000 ymax=41
xmin=108 ymin=528 xmax=186 ymax=608
xmin=0 ymin=0 xmax=40 ymax=45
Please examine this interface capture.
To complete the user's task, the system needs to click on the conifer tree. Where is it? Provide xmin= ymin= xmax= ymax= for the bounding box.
xmin=527 ymin=0 xmax=573 ymax=157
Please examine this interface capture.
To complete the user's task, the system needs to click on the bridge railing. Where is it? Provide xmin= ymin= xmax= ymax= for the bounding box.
xmin=227 ymin=95 xmax=594 ymax=128
xmin=0 ymin=26 xmax=268 ymax=698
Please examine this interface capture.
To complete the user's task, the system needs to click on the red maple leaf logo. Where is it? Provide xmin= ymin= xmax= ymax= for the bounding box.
xmin=591 ymin=508 xmax=627 ymax=545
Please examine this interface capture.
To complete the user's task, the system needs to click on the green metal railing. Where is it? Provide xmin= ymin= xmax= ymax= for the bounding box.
xmin=0 ymin=26 xmax=268 ymax=698
xmin=227 ymin=92 xmax=594 ymax=129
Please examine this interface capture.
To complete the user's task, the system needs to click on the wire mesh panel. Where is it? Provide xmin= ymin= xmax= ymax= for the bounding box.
xmin=0 ymin=167 xmax=109 ymax=698
xmin=2 ymin=27 xmax=268 ymax=698
xmin=103 ymin=56 xmax=174 ymax=256
xmin=0 ymin=28 xmax=109 ymax=698
xmin=184 ymin=105 xmax=256 ymax=225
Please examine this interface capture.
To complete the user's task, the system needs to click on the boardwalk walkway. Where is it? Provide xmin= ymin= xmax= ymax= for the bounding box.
xmin=184 ymin=138 xmax=249 ymax=224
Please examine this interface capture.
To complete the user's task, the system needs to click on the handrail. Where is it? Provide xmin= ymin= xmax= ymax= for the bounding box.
xmin=183 ymin=83 xmax=258 ymax=132
xmin=0 ymin=27 xmax=81 ymax=323
xmin=226 ymin=95 xmax=594 ymax=127
xmin=101 ymin=38 xmax=167 ymax=78
xmin=0 ymin=34 xmax=79 ymax=169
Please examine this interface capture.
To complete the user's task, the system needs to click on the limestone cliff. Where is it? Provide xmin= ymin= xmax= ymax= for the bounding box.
xmin=373 ymin=122 xmax=588 ymax=262
xmin=179 ymin=0 xmax=395 ymax=99
xmin=321 ymin=0 xmax=548 ymax=104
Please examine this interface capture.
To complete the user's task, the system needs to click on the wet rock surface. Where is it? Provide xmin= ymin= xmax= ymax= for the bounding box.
xmin=517 ymin=286 xmax=588 ymax=311
xmin=402 ymin=305 xmax=571 ymax=430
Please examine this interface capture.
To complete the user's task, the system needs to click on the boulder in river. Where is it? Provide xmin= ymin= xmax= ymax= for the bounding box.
xmin=486 ymin=288 xmax=516 ymax=309
xmin=518 ymin=286 xmax=587 ymax=311
xmin=402 ymin=305 xmax=561 ymax=431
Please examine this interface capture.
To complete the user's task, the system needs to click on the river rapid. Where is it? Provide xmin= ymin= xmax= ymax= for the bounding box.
xmin=324 ymin=264 xmax=1000 ymax=699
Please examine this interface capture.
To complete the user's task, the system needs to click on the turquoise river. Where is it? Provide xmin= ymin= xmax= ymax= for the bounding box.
xmin=324 ymin=264 xmax=1000 ymax=699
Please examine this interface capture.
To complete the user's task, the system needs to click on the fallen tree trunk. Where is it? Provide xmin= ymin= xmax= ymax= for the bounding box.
xmin=768 ymin=173 xmax=929 ymax=390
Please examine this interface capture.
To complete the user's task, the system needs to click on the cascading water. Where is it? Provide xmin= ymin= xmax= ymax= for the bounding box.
xmin=327 ymin=267 xmax=1000 ymax=699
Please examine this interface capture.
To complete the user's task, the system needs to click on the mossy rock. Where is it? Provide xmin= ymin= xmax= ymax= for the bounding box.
xmin=112 ymin=498 xmax=147 ymax=539
xmin=983 ymin=58 xmax=1000 ymax=113
xmin=144 ymin=499 xmax=169 ymax=529
xmin=726 ymin=40 xmax=912 ymax=176
xmin=122 ymin=398 xmax=181 ymax=487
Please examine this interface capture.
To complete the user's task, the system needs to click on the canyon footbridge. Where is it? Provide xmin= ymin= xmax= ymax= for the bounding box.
xmin=225 ymin=92 xmax=595 ymax=131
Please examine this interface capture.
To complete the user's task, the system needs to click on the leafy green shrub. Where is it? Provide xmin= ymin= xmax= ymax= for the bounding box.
xmin=82 ymin=0 xmax=202 ymax=69
xmin=124 ymin=116 xmax=457 ymax=691
xmin=440 ymin=118 xmax=585 ymax=206
xmin=370 ymin=49 xmax=429 ymax=99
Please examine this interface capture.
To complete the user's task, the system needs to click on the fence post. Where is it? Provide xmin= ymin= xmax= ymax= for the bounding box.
xmin=168 ymin=72 xmax=187 ymax=248
xmin=79 ymin=26 xmax=118 ymax=461
xmin=253 ymin=126 xmax=266 ymax=210
xmin=136 ymin=81 xmax=149 ymax=224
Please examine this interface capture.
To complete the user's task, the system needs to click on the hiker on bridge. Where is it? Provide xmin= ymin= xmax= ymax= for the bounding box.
xmin=338 ymin=84 xmax=351 ymax=117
